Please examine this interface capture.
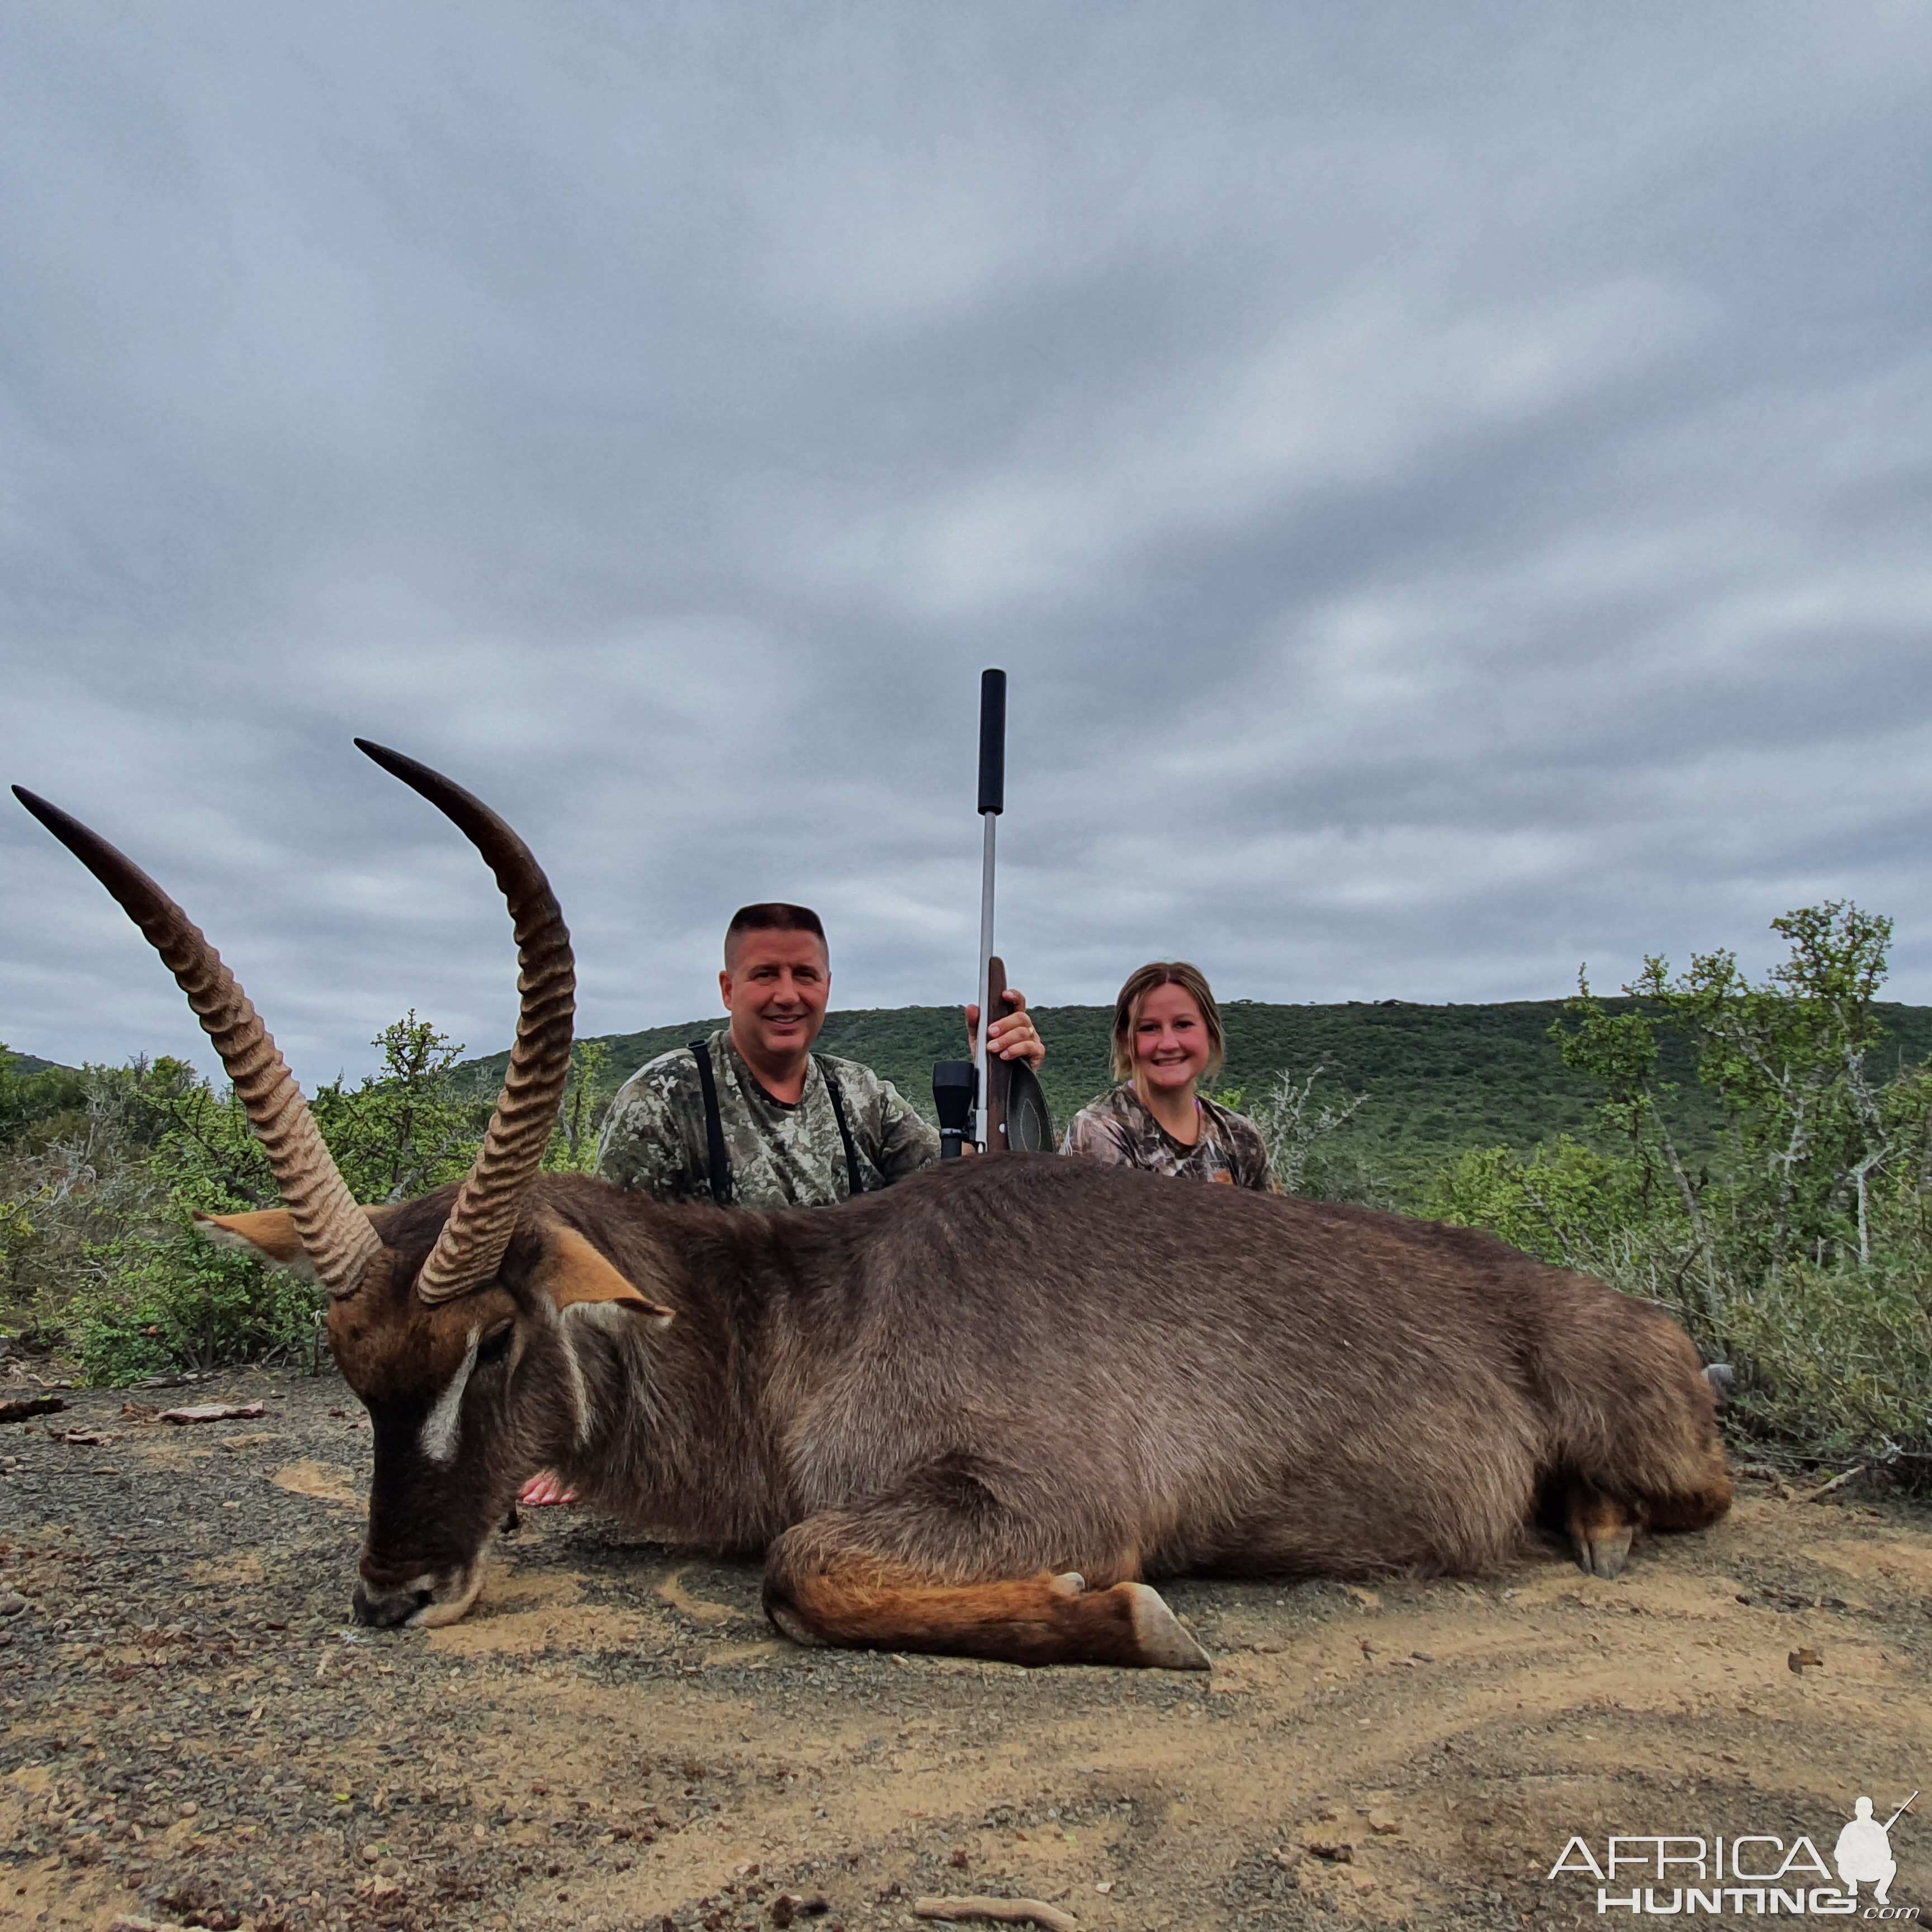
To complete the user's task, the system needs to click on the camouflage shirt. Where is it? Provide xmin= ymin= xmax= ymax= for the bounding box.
xmin=595 ymin=1026 xmax=940 ymax=1209
xmin=1060 ymin=1083 xmax=1275 ymax=1191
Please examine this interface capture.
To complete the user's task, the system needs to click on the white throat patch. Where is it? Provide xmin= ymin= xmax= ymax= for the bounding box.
xmin=418 ymin=1325 xmax=480 ymax=1466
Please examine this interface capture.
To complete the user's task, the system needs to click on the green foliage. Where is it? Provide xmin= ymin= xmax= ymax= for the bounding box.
xmin=1245 ymin=1067 xmax=1381 ymax=1204
xmin=64 ymin=1228 xmax=324 ymax=1383
xmin=547 ymin=1039 xmax=614 ymax=1174
xmin=0 ymin=1044 xmax=90 ymax=1152
xmin=2 ymin=1017 xmax=489 ymax=1384
xmin=309 ymin=1014 xmax=489 ymax=1204
xmin=1437 ymin=903 xmax=1932 ymax=1481
xmin=1426 ymin=1138 xmax=1645 ymax=1269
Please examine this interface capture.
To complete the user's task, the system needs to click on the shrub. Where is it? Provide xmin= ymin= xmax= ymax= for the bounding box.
xmin=1431 ymin=903 xmax=1932 ymax=1484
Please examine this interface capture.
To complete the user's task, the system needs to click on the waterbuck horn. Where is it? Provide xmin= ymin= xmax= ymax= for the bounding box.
xmin=10 ymin=786 xmax=384 ymax=1298
xmin=354 ymin=740 xmax=574 ymax=1303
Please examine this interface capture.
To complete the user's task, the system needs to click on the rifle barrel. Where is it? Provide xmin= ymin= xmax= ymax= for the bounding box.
xmin=973 ymin=668 xmax=1005 ymax=1152
xmin=974 ymin=810 xmax=996 ymax=1150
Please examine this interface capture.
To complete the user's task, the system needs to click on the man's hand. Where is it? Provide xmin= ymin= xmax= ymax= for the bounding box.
xmin=965 ymin=987 xmax=1046 ymax=1069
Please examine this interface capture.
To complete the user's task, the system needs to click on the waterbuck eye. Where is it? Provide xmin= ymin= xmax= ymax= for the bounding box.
xmin=476 ymin=1323 xmax=514 ymax=1367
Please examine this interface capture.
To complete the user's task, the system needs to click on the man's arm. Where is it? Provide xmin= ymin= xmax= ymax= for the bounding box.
xmin=595 ymin=1061 xmax=702 ymax=1201
xmin=965 ymin=986 xmax=1045 ymax=1068
xmin=869 ymin=1076 xmax=943 ymax=1181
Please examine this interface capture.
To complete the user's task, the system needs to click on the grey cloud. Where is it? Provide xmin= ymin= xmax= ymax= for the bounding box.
xmin=4 ymin=1 xmax=1932 ymax=1083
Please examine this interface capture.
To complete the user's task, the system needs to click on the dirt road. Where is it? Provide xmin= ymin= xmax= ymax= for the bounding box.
xmin=3 ymin=1371 xmax=1928 ymax=1931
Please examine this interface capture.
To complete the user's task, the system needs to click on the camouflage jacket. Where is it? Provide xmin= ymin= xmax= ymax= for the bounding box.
xmin=595 ymin=1026 xmax=940 ymax=1208
xmin=1060 ymin=1082 xmax=1275 ymax=1191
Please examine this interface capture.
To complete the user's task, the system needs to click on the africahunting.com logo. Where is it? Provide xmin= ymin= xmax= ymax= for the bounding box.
xmin=1546 ymin=1792 xmax=1917 ymax=1917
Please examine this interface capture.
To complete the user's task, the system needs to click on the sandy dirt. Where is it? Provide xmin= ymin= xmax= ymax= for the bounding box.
xmin=2 ymin=1370 xmax=1928 ymax=1931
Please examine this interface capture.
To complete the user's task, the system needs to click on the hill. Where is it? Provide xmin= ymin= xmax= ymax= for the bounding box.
xmin=1 ymin=1051 xmax=70 ymax=1078
xmin=464 ymin=998 xmax=1932 ymax=1205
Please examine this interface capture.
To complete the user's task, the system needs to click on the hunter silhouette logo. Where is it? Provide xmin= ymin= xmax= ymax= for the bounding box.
xmin=1836 ymin=1794 xmax=1915 ymax=1909
xmin=1545 ymin=1790 xmax=1917 ymax=1917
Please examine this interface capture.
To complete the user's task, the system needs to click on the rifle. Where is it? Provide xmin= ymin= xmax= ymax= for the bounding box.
xmin=934 ymin=669 xmax=1054 ymax=1158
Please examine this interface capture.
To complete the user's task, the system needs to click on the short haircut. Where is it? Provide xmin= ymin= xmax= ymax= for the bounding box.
xmin=723 ymin=902 xmax=828 ymax=967
xmin=1110 ymin=960 xmax=1227 ymax=1084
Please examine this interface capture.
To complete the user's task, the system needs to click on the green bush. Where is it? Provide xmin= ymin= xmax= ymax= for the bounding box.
xmin=1430 ymin=904 xmax=1932 ymax=1484
xmin=64 ymin=1230 xmax=325 ymax=1384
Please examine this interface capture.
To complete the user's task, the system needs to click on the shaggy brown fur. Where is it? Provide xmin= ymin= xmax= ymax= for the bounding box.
xmin=217 ymin=1150 xmax=1730 ymax=1669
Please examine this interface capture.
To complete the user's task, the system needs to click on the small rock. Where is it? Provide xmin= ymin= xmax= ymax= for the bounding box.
xmin=0 ymin=1592 xmax=26 ymax=1617
xmin=362 ymin=1844 xmax=381 ymax=1863
xmin=1788 ymin=1647 xmax=1824 ymax=1673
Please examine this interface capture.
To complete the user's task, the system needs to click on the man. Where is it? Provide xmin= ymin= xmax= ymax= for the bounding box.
xmin=519 ymin=901 xmax=1044 ymax=1505
xmin=596 ymin=901 xmax=1044 ymax=1207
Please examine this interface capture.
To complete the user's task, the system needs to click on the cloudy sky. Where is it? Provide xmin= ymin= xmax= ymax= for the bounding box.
xmin=4 ymin=3 xmax=1931 ymax=1084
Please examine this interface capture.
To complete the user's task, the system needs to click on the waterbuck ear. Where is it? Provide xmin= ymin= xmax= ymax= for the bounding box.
xmin=194 ymin=1209 xmax=315 ymax=1275
xmin=533 ymin=1226 xmax=675 ymax=1327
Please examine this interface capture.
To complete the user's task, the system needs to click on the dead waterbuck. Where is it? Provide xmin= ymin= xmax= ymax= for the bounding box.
xmin=16 ymin=746 xmax=1732 ymax=1670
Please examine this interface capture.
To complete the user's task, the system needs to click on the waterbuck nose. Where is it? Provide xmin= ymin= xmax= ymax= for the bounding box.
xmin=352 ymin=1580 xmax=432 ymax=1628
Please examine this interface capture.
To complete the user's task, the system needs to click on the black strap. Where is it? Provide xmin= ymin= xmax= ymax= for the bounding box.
xmin=815 ymin=1055 xmax=868 ymax=1201
xmin=689 ymin=1040 xmax=731 ymax=1206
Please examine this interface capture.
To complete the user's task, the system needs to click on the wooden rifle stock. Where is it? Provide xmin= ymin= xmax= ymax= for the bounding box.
xmin=984 ymin=954 xmax=1013 ymax=1153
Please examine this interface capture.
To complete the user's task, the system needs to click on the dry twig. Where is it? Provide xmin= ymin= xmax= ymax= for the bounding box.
xmin=1804 ymin=1466 xmax=1867 ymax=1504
xmin=915 ymin=1898 xmax=1080 ymax=1931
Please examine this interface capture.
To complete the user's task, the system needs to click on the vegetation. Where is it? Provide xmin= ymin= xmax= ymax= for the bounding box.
xmin=8 ymin=909 xmax=1931 ymax=1485
xmin=1428 ymin=905 xmax=1932 ymax=1483
xmin=0 ymin=1019 xmax=613 ymax=1385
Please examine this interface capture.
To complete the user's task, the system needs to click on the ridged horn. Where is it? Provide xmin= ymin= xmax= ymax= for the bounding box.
xmin=353 ymin=741 xmax=574 ymax=1303
xmin=11 ymin=786 xmax=383 ymax=1298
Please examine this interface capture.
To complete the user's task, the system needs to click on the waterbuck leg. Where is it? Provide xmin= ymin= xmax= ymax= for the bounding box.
xmin=1566 ymin=1483 xmax=1636 ymax=1579
xmin=761 ymin=1466 xmax=1209 ymax=1670
xmin=764 ymin=1551 xmax=1208 ymax=1670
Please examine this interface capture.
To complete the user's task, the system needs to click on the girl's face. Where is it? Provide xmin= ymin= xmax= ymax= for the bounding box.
xmin=1130 ymin=982 xmax=1213 ymax=1096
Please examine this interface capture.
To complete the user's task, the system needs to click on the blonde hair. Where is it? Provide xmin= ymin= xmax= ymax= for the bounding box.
xmin=1110 ymin=961 xmax=1225 ymax=1085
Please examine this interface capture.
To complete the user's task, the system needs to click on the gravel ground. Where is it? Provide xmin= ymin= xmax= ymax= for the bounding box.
xmin=3 ymin=1368 xmax=1930 ymax=1932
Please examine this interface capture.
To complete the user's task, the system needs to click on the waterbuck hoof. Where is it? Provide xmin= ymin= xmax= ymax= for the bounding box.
xmin=767 ymin=1602 xmax=830 ymax=1649
xmin=1119 ymin=1582 xmax=1211 ymax=1670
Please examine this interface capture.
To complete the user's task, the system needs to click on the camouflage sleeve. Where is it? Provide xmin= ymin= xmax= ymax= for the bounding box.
xmin=594 ymin=1059 xmax=701 ymax=1202
xmin=860 ymin=1071 xmax=941 ymax=1182
xmin=1227 ymin=1112 xmax=1277 ymax=1192
xmin=1060 ymin=1104 xmax=1134 ymax=1167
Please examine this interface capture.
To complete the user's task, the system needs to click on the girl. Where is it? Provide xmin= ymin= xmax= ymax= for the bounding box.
xmin=1062 ymin=961 xmax=1273 ymax=1188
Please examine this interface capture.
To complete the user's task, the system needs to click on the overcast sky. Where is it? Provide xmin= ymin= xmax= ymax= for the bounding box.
xmin=4 ymin=3 xmax=1931 ymax=1085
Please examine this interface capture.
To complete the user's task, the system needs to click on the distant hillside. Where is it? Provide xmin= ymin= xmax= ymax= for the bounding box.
xmin=1 ymin=1050 xmax=70 ymax=1078
xmin=464 ymin=998 xmax=1932 ymax=1205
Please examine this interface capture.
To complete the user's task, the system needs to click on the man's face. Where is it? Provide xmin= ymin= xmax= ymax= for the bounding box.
xmin=720 ymin=929 xmax=832 ymax=1067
